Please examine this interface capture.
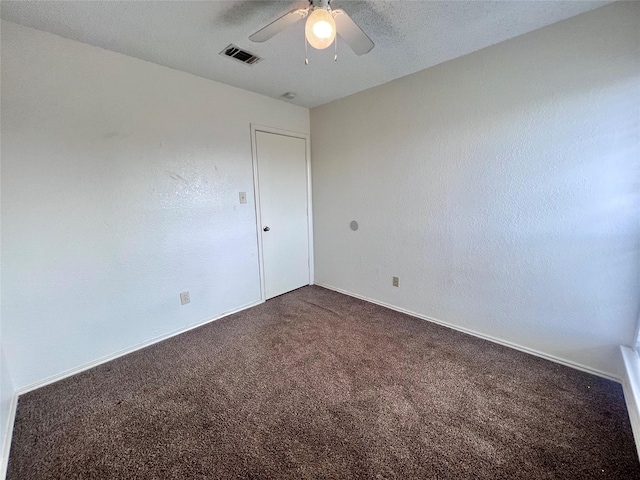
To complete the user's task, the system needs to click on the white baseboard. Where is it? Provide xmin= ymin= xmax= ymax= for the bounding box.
xmin=1 ymin=392 xmax=18 ymax=480
xmin=16 ymin=299 xmax=263 ymax=396
xmin=316 ymin=283 xmax=620 ymax=383
xmin=621 ymin=346 xmax=640 ymax=459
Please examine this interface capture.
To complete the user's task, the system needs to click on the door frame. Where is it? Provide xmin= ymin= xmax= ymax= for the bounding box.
xmin=250 ymin=124 xmax=314 ymax=302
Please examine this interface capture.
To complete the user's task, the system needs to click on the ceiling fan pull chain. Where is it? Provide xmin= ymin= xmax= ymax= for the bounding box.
xmin=334 ymin=34 xmax=338 ymax=62
xmin=305 ymin=35 xmax=309 ymax=65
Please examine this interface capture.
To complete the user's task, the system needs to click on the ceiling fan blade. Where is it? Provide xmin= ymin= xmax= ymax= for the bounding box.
xmin=249 ymin=8 xmax=308 ymax=43
xmin=332 ymin=9 xmax=374 ymax=55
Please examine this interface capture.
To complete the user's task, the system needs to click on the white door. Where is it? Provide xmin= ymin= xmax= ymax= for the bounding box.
xmin=255 ymin=130 xmax=310 ymax=299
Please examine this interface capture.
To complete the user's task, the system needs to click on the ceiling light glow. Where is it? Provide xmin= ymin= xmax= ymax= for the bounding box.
xmin=305 ymin=8 xmax=336 ymax=50
xmin=312 ymin=20 xmax=333 ymax=39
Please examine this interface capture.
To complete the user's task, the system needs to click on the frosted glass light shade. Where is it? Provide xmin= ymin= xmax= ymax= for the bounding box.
xmin=305 ymin=8 xmax=336 ymax=50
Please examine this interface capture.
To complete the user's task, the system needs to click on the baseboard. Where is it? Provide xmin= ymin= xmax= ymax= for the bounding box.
xmin=621 ymin=346 xmax=640 ymax=458
xmin=315 ymin=283 xmax=620 ymax=383
xmin=0 ymin=392 xmax=18 ymax=480
xmin=16 ymin=299 xmax=264 ymax=396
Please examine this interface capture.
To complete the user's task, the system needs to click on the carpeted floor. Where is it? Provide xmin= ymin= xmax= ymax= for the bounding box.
xmin=7 ymin=286 xmax=640 ymax=479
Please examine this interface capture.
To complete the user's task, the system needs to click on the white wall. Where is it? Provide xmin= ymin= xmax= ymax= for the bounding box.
xmin=311 ymin=2 xmax=640 ymax=379
xmin=0 ymin=20 xmax=309 ymax=390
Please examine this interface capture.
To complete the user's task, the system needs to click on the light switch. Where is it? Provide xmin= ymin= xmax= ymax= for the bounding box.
xmin=239 ymin=192 xmax=247 ymax=204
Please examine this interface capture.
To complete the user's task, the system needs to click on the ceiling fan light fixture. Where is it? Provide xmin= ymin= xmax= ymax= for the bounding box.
xmin=305 ymin=7 xmax=336 ymax=50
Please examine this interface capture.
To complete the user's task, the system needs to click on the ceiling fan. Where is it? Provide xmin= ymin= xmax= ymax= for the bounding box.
xmin=249 ymin=0 xmax=374 ymax=56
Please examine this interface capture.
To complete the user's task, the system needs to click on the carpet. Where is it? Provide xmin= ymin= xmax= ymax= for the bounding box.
xmin=7 ymin=286 xmax=640 ymax=479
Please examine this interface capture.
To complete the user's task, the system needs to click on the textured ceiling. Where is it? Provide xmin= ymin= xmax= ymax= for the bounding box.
xmin=1 ymin=0 xmax=612 ymax=108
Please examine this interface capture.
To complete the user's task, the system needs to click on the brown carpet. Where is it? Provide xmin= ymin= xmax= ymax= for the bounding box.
xmin=7 ymin=286 xmax=640 ymax=479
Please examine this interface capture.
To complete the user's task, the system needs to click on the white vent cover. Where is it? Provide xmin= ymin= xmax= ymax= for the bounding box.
xmin=220 ymin=44 xmax=262 ymax=66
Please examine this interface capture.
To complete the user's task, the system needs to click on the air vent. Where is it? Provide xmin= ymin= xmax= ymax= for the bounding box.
xmin=220 ymin=44 xmax=262 ymax=66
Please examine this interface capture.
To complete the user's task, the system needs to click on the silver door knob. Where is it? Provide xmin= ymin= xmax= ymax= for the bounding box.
xmin=263 ymin=226 xmax=270 ymax=232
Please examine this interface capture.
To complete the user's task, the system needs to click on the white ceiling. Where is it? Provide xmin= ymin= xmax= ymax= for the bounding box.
xmin=1 ymin=0 xmax=612 ymax=108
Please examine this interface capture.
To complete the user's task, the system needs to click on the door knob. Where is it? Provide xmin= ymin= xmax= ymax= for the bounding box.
xmin=263 ymin=226 xmax=270 ymax=232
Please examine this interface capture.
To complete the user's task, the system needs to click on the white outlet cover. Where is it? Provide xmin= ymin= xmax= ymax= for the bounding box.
xmin=180 ymin=291 xmax=190 ymax=305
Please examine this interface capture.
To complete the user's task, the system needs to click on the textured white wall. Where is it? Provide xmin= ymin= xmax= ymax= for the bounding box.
xmin=311 ymin=2 xmax=640 ymax=379
xmin=0 ymin=21 xmax=310 ymax=389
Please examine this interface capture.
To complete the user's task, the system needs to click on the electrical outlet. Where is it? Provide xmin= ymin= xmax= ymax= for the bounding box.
xmin=239 ymin=192 xmax=247 ymax=204
xmin=392 ymin=276 xmax=399 ymax=287
xmin=180 ymin=291 xmax=190 ymax=305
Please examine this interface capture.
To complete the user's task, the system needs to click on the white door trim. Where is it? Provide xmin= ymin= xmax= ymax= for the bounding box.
xmin=250 ymin=124 xmax=314 ymax=302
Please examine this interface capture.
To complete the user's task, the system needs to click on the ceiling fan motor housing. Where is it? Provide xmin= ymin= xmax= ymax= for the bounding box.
xmin=311 ymin=0 xmax=332 ymax=10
